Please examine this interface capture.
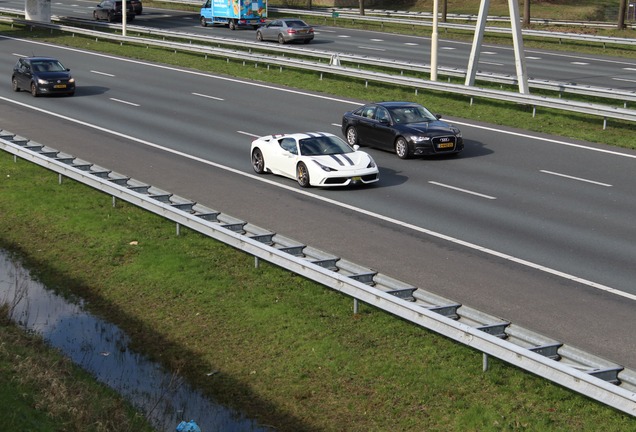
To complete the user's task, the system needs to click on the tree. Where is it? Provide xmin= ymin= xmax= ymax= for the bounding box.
xmin=442 ymin=0 xmax=447 ymax=22
xmin=359 ymin=0 xmax=365 ymax=16
xmin=618 ymin=0 xmax=628 ymax=29
xmin=523 ymin=0 xmax=530 ymax=28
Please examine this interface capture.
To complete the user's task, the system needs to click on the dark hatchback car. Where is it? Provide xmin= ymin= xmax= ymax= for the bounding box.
xmin=256 ymin=18 xmax=314 ymax=44
xmin=342 ymin=101 xmax=463 ymax=159
xmin=11 ymin=56 xmax=75 ymax=97
xmin=93 ymin=0 xmax=136 ymax=22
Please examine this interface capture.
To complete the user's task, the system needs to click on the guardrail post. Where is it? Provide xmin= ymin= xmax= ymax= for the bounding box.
xmin=353 ymin=298 xmax=359 ymax=314
xmin=58 ymin=173 xmax=63 ymax=184
xmin=112 ymin=196 xmax=116 ymax=208
xmin=176 ymin=222 xmax=180 ymax=236
xmin=483 ymin=353 xmax=489 ymax=372
xmin=255 ymin=256 xmax=260 ymax=268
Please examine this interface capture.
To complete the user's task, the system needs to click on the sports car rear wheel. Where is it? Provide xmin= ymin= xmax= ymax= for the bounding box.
xmin=395 ymin=137 xmax=411 ymax=159
xmin=345 ymin=126 xmax=358 ymax=146
xmin=251 ymin=148 xmax=265 ymax=174
xmin=297 ymin=163 xmax=310 ymax=188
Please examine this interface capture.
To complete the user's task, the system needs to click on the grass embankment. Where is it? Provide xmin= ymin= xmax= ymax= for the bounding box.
xmin=1 ymin=3 xmax=635 ymax=428
xmin=1 ymin=153 xmax=634 ymax=430
xmin=0 ymin=304 xmax=154 ymax=431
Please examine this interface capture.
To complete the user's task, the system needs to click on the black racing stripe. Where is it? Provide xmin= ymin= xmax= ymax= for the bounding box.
xmin=329 ymin=154 xmax=345 ymax=166
xmin=340 ymin=153 xmax=354 ymax=165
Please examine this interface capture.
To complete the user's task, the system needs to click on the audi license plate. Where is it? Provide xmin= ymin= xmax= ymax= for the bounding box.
xmin=438 ymin=142 xmax=453 ymax=149
xmin=53 ymin=84 xmax=67 ymax=89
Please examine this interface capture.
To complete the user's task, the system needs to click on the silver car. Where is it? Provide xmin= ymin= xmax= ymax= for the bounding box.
xmin=256 ymin=19 xmax=314 ymax=44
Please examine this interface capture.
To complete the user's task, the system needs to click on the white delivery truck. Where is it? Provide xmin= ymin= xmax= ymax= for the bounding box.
xmin=200 ymin=0 xmax=267 ymax=30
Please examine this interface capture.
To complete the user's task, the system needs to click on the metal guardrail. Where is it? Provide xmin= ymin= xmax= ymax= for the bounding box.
xmin=273 ymin=7 xmax=636 ymax=47
xmin=3 ymin=16 xmax=636 ymax=127
xmin=1 ymin=131 xmax=635 ymax=417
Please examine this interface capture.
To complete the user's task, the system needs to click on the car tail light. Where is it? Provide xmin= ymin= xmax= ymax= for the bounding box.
xmin=287 ymin=29 xmax=297 ymax=35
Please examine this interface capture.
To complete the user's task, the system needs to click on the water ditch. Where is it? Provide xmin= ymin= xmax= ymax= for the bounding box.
xmin=0 ymin=249 xmax=272 ymax=432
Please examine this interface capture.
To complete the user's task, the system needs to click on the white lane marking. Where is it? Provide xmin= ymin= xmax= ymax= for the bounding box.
xmin=337 ymin=35 xmax=351 ymax=38
xmin=479 ymin=61 xmax=504 ymax=66
xmin=2 ymin=94 xmax=634 ymax=302
xmin=404 ymin=42 xmax=418 ymax=46
xmin=571 ymin=61 xmax=589 ymax=65
xmin=613 ymin=77 xmax=636 ymax=83
xmin=192 ymin=92 xmax=224 ymax=100
xmin=449 ymin=120 xmax=636 ymax=160
xmin=429 ymin=181 xmax=497 ymax=199
xmin=540 ymin=170 xmax=612 ymax=187
xmin=91 ymin=70 xmax=115 ymax=77
xmin=482 ymin=51 xmax=497 ymax=55
xmin=526 ymin=56 xmax=541 ymax=60
xmin=109 ymin=98 xmax=140 ymax=106
xmin=370 ymin=38 xmax=384 ymax=42
xmin=358 ymin=46 xmax=386 ymax=51
xmin=237 ymin=130 xmax=258 ymax=137
xmin=441 ymin=46 xmax=455 ymax=50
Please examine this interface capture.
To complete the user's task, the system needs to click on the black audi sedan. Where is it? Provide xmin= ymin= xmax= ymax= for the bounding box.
xmin=341 ymin=101 xmax=463 ymax=159
xmin=11 ymin=56 xmax=75 ymax=97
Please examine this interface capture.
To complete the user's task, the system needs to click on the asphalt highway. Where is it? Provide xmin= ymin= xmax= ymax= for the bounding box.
xmin=1 ymin=35 xmax=635 ymax=370
xmin=4 ymin=0 xmax=636 ymax=89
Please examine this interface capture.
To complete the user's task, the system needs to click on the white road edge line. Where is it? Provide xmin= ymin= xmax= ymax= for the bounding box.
xmin=540 ymin=170 xmax=612 ymax=187
xmin=429 ymin=181 xmax=497 ymax=199
xmin=2 ymin=97 xmax=633 ymax=301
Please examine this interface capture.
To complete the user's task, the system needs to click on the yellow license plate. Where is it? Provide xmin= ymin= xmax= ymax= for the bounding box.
xmin=438 ymin=142 xmax=453 ymax=148
xmin=352 ymin=176 xmax=362 ymax=181
xmin=54 ymin=84 xmax=67 ymax=89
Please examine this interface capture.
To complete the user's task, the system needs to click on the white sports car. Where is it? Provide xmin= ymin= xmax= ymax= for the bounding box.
xmin=250 ymin=132 xmax=380 ymax=188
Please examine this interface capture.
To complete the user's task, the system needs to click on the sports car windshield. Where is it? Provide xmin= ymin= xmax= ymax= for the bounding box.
xmin=299 ymin=136 xmax=353 ymax=156
xmin=389 ymin=105 xmax=437 ymax=124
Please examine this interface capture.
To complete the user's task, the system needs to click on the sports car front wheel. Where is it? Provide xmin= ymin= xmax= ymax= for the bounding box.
xmin=296 ymin=163 xmax=310 ymax=188
xmin=251 ymin=148 xmax=265 ymax=174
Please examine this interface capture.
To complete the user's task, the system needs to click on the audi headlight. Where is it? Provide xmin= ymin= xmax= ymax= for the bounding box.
xmin=37 ymin=78 xmax=48 ymax=85
xmin=68 ymin=78 xmax=75 ymax=83
xmin=410 ymin=135 xmax=430 ymax=143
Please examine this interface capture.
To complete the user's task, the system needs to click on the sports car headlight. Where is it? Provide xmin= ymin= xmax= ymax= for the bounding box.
xmin=410 ymin=135 xmax=430 ymax=143
xmin=37 ymin=78 xmax=49 ymax=85
xmin=367 ymin=156 xmax=377 ymax=169
xmin=313 ymin=160 xmax=334 ymax=172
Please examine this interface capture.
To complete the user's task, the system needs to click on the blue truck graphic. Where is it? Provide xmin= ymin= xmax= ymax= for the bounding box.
xmin=200 ymin=0 xmax=267 ymax=30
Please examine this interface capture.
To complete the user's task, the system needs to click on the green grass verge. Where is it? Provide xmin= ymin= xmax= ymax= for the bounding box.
xmin=0 ymin=304 xmax=155 ymax=432
xmin=1 ymin=148 xmax=634 ymax=430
